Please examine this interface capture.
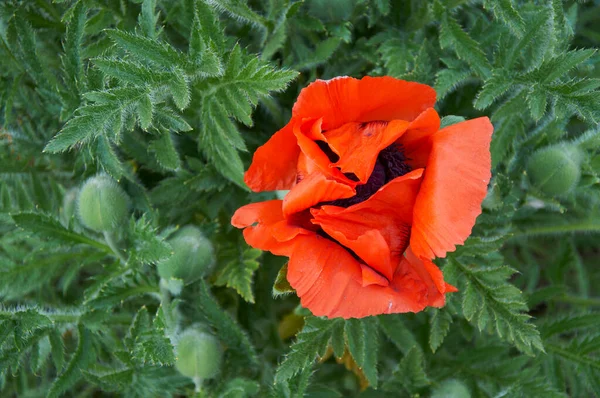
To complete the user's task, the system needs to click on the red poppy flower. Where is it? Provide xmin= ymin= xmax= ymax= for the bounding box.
xmin=232 ymin=76 xmax=493 ymax=319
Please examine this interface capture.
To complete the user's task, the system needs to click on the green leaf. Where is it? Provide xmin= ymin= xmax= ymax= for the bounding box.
xmin=484 ymin=0 xmax=525 ymax=37
xmin=215 ymin=245 xmax=261 ymax=303
xmin=344 ymin=318 xmax=379 ymax=387
xmin=429 ymin=308 xmax=453 ymax=353
xmin=275 ymin=316 xmax=344 ymax=383
xmin=439 ymin=12 xmax=491 ymax=78
xmin=435 ymin=67 xmax=472 ymax=100
xmin=378 ymin=315 xmax=418 ymax=355
xmin=527 ymin=85 xmax=548 ymax=121
xmin=382 ymin=346 xmax=430 ymax=394
xmin=139 ymin=0 xmax=159 ymax=39
xmin=206 ymin=0 xmax=267 ymax=28
xmin=474 ymin=71 xmax=514 ymax=110
xmin=440 ymin=115 xmax=465 ymax=129
xmin=47 ymin=324 xmax=95 ymax=398
xmin=197 ymin=280 xmax=258 ymax=366
xmin=107 ymin=30 xmax=188 ymax=71
xmin=522 ymin=49 xmax=596 ymax=84
xmin=447 ymin=259 xmax=544 ymax=355
xmin=48 ymin=329 xmax=65 ymax=372
xmin=273 ymin=263 xmax=294 ymax=297
xmin=189 ymin=6 xmax=223 ymax=76
xmin=275 ymin=317 xmax=343 ymax=383
xmin=149 ymin=133 xmax=181 ymax=171
xmin=128 ymin=216 xmax=172 ymax=266
xmin=11 ymin=212 xmax=110 ymax=252
xmin=44 ymin=110 xmax=112 ymax=153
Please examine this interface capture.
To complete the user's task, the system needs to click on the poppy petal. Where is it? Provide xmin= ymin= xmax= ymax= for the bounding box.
xmin=311 ymin=169 xmax=424 ymax=281
xmin=410 ymin=117 xmax=493 ymax=260
xmin=293 ymin=77 xmax=437 ymax=130
xmin=325 ymin=119 xmax=410 ymax=183
xmin=244 ymin=122 xmax=300 ymax=192
xmin=399 ymin=107 xmax=441 ymax=169
xmin=286 ymin=234 xmax=448 ymax=319
xmin=232 ymin=200 xmax=305 ymax=256
xmin=293 ymin=118 xmax=355 ymax=185
xmin=282 ymin=171 xmax=355 ymax=217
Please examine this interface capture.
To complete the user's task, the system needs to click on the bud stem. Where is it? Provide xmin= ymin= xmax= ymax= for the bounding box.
xmin=159 ymin=281 xmax=179 ymax=342
xmin=103 ymin=231 xmax=127 ymax=264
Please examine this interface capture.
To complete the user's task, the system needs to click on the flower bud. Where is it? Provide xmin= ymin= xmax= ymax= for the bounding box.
xmin=527 ymin=144 xmax=583 ymax=196
xmin=157 ymin=226 xmax=215 ymax=284
xmin=77 ymin=175 xmax=130 ymax=232
xmin=431 ymin=379 xmax=471 ymax=398
xmin=175 ymin=329 xmax=222 ymax=381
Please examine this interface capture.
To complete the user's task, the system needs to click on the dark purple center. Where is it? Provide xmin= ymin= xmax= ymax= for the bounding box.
xmin=316 ymin=140 xmax=411 ymax=208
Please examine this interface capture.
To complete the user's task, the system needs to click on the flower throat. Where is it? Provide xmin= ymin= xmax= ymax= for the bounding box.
xmin=316 ymin=139 xmax=411 ymax=207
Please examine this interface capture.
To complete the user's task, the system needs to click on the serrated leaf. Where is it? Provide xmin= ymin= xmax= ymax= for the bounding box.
xmin=215 ymin=246 xmax=261 ymax=303
xmin=439 ymin=12 xmax=491 ymax=78
xmin=197 ymin=280 xmax=258 ymax=366
xmin=447 ymin=259 xmax=544 ymax=355
xmin=139 ymin=0 xmax=159 ymax=39
xmin=484 ymin=0 xmax=525 ymax=37
xmin=378 ymin=315 xmax=418 ymax=355
xmin=149 ymin=133 xmax=181 ymax=171
xmin=382 ymin=346 xmax=430 ymax=394
xmin=429 ymin=308 xmax=453 ymax=352
xmin=344 ymin=318 xmax=378 ymax=388
xmin=435 ymin=68 xmax=472 ymax=100
xmin=11 ymin=212 xmax=110 ymax=252
xmin=206 ymin=0 xmax=267 ymax=28
xmin=527 ymin=85 xmax=548 ymax=121
xmin=47 ymin=324 xmax=95 ymax=398
xmin=137 ymin=93 xmax=153 ymax=130
xmin=275 ymin=317 xmax=343 ymax=384
xmin=475 ymin=71 xmax=514 ymax=110
xmin=107 ymin=30 xmax=188 ymax=71
xmin=273 ymin=263 xmax=294 ymax=297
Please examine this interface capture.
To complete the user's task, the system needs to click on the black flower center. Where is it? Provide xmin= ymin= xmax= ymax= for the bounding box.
xmin=316 ymin=140 xmax=411 ymax=208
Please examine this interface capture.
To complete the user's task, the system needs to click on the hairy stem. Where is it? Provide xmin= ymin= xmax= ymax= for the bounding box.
xmin=103 ymin=231 xmax=128 ymax=264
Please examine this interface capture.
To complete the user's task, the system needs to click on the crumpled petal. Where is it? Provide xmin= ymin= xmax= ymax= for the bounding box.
xmin=293 ymin=76 xmax=437 ymax=130
xmin=232 ymin=200 xmax=308 ymax=256
xmin=311 ymin=169 xmax=423 ymax=281
xmin=325 ymin=120 xmax=410 ymax=183
xmin=286 ymin=234 xmax=449 ymax=319
xmin=244 ymin=122 xmax=300 ymax=192
xmin=410 ymin=117 xmax=493 ymax=260
xmin=282 ymin=171 xmax=355 ymax=217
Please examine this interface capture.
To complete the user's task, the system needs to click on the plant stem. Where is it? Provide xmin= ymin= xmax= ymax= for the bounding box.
xmin=159 ymin=281 xmax=178 ymax=340
xmin=103 ymin=231 xmax=127 ymax=264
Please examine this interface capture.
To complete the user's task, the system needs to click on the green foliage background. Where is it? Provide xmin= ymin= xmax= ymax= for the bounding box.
xmin=1 ymin=0 xmax=600 ymax=396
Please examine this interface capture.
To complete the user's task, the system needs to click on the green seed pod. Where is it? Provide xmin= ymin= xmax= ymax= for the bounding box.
xmin=527 ymin=143 xmax=583 ymax=196
xmin=157 ymin=226 xmax=215 ymax=284
xmin=431 ymin=379 xmax=471 ymax=398
xmin=175 ymin=329 xmax=222 ymax=381
xmin=77 ymin=175 xmax=130 ymax=232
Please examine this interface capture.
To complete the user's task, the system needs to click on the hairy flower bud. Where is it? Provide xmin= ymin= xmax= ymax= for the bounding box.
xmin=77 ymin=175 xmax=130 ymax=232
xmin=527 ymin=143 xmax=583 ymax=196
xmin=431 ymin=379 xmax=471 ymax=398
xmin=157 ymin=226 xmax=215 ymax=284
xmin=175 ymin=329 xmax=222 ymax=381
